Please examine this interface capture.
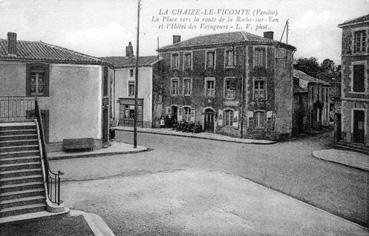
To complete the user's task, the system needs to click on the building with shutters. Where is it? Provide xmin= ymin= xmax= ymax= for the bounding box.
xmin=102 ymin=42 xmax=162 ymax=128
xmin=0 ymin=32 xmax=114 ymax=150
xmin=337 ymin=14 xmax=369 ymax=150
xmin=155 ymin=31 xmax=296 ymax=140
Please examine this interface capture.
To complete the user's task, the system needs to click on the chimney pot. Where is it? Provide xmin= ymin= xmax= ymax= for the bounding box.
xmin=173 ymin=35 xmax=181 ymax=44
xmin=7 ymin=32 xmax=17 ymax=55
xmin=263 ymin=31 xmax=274 ymax=40
xmin=125 ymin=41 xmax=134 ymax=57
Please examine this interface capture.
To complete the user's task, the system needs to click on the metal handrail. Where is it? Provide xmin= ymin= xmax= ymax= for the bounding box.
xmin=35 ymin=98 xmax=63 ymax=205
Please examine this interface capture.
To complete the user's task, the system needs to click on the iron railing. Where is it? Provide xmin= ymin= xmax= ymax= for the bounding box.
xmin=35 ymin=98 xmax=63 ymax=205
xmin=0 ymin=96 xmax=35 ymax=121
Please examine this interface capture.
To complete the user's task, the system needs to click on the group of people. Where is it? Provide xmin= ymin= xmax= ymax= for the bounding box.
xmin=160 ymin=114 xmax=176 ymax=128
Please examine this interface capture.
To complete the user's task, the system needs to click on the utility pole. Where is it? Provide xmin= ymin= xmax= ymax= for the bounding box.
xmin=133 ymin=0 xmax=141 ymax=148
xmin=280 ymin=19 xmax=289 ymax=44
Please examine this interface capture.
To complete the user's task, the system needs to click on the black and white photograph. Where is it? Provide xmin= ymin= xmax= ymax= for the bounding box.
xmin=0 ymin=0 xmax=368 ymax=235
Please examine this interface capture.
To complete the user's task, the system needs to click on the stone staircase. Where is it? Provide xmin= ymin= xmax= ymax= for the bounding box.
xmin=0 ymin=121 xmax=47 ymax=219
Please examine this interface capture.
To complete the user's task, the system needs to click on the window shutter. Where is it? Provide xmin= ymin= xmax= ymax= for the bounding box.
xmin=218 ymin=109 xmax=223 ymax=126
xmin=233 ymin=111 xmax=239 ymax=128
xmin=178 ymin=107 xmax=183 ymax=121
xmin=190 ymin=108 xmax=195 ymax=122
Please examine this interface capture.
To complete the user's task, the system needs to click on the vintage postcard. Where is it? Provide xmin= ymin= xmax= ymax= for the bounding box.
xmin=0 ymin=0 xmax=368 ymax=235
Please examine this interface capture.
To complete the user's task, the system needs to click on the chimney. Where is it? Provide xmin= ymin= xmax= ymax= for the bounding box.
xmin=7 ymin=32 xmax=17 ymax=55
xmin=263 ymin=31 xmax=274 ymax=40
xmin=125 ymin=42 xmax=134 ymax=57
xmin=173 ymin=35 xmax=181 ymax=44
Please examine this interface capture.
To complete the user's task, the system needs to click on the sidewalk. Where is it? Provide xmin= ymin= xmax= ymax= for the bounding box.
xmin=0 ymin=210 xmax=115 ymax=236
xmin=114 ymin=127 xmax=276 ymax=144
xmin=312 ymin=149 xmax=369 ymax=171
xmin=49 ymin=141 xmax=148 ymax=160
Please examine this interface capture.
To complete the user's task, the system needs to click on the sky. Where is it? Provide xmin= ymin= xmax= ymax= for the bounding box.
xmin=0 ymin=0 xmax=368 ymax=64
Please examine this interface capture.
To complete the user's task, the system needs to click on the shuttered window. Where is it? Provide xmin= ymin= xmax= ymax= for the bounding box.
xmin=353 ymin=64 xmax=365 ymax=92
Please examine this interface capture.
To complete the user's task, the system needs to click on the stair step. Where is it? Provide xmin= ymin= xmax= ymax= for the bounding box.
xmin=0 ymin=129 xmax=37 ymax=136
xmin=0 ymin=156 xmax=40 ymax=165
xmin=0 ymin=134 xmax=38 ymax=141
xmin=0 ymin=203 xmax=46 ymax=217
xmin=0 ymin=195 xmax=46 ymax=209
xmin=0 ymin=139 xmax=38 ymax=147
xmin=0 ymin=150 xmax=40 ymax=158
xmin=0 ymin=181 xmax=44 ymax=193
xmin=0 ymin=162 xmax=41 ymax=172
xmin=0 ymin=188 xmax=45 ymax=201
xmin=0 ymin=174 xmax=43 ymax=186
xmin=0 ymin=124 xmax=35 ymax=131
xmin=0 ymin=145 xmax=39 ymax=153
xmin=0 ymin=168 xmax=42 ymax=178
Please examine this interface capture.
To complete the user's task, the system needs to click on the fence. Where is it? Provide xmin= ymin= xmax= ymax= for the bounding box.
xmin=0 ymin=96 xmax=35 ymax=121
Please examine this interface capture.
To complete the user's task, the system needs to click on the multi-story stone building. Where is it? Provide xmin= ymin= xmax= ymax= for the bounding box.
xmin=156 ymin=31 xmax=295 ymax=140
xmin=337 ymin=14 xmax=369 ymax=149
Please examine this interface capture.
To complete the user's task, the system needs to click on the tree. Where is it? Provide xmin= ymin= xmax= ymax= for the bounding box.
xmin=320 ymin=58 xmax=335 ymax=73
xmin=294 ymin=57 xmax=320 ymax=77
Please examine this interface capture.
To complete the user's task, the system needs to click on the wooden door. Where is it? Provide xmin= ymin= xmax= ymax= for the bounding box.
xmin=353 ymin=110 xmax=365 ymax=144
xmin=204 ymin=109 xmax=214 ymax=132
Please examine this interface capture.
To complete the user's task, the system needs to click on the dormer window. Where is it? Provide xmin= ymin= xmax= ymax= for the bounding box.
xmin=206 ymin=51 xmax=215 ymax=69
xmin=171 ymin=53 xmax=179 ymax=69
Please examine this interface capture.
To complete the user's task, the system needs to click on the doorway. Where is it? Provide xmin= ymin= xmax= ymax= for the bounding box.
xmin=204 ymin=108 xmax=215 ymax=132
xmin=171 ymin=106 xmax=178 ymax=123
xmin=353 ymin=110 xmax=365 ymax=144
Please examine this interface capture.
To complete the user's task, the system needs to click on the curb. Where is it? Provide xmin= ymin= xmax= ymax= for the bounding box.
xmin=312 ymin=151 xmax=369 ymax=172
xmin=70 ymin=210 xmax=115 ymax=236
xmin=115 ymin=128 xmax=276 ymax=145
xmin=48 ymin=147 xmax=149 ymax=161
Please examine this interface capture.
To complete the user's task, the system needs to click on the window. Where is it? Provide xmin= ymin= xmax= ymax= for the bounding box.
xmin=255 ymin=111 xmax=265 ymax=128
xmin=254 ymin=47 xmax=266 ymax=67
xmin=354 ymin=30 xmax=366 ymax=53
xmin=128 ymin=81 xmax=135 ymax=97
xmin=27 ymin=63 xmax=49 ymax=96
xmin=254 ymin=79 xmax=266 ymax=100
xmin=184 ymin=53 xmax=192 ymax=69
xmin=225 ymin=49 xmax=234 ymax=67
xmin=224 ymin=78 xmax=236 ymax=99
xmin=206 ymin=51 xmax=215 ymax=69
xmin=170 ymin=78 xmax=179 ymax=95
xmin=172 ymin=53 xmax=179 ymax=69
xmin=183 ymin=78 xmax=192 ymax=96
xmin=129 ymin=69 xmax=134 ymax=77
xmin=224 ymin=110 xmax=234 ymax=126
xmin=205 ymin=78 xmax=215 ymax=97
xmin=353 ymin=64 xmax=365 ymax=92
xmin=183 ymin=107 xmax=191 ymax=122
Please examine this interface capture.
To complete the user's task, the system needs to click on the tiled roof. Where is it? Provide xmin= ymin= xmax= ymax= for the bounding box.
xmin=339 ymin=14 xmax=369 ymax=27
xmin=0 ymin=39 xmax=105 ymax=65
xmin=158 ymin=31 xmax=295 ymax=51
xmin=101 ymin=56 xmax=160 ymax=68
xmin=293 ymin=69 xmax=330 ymax=86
